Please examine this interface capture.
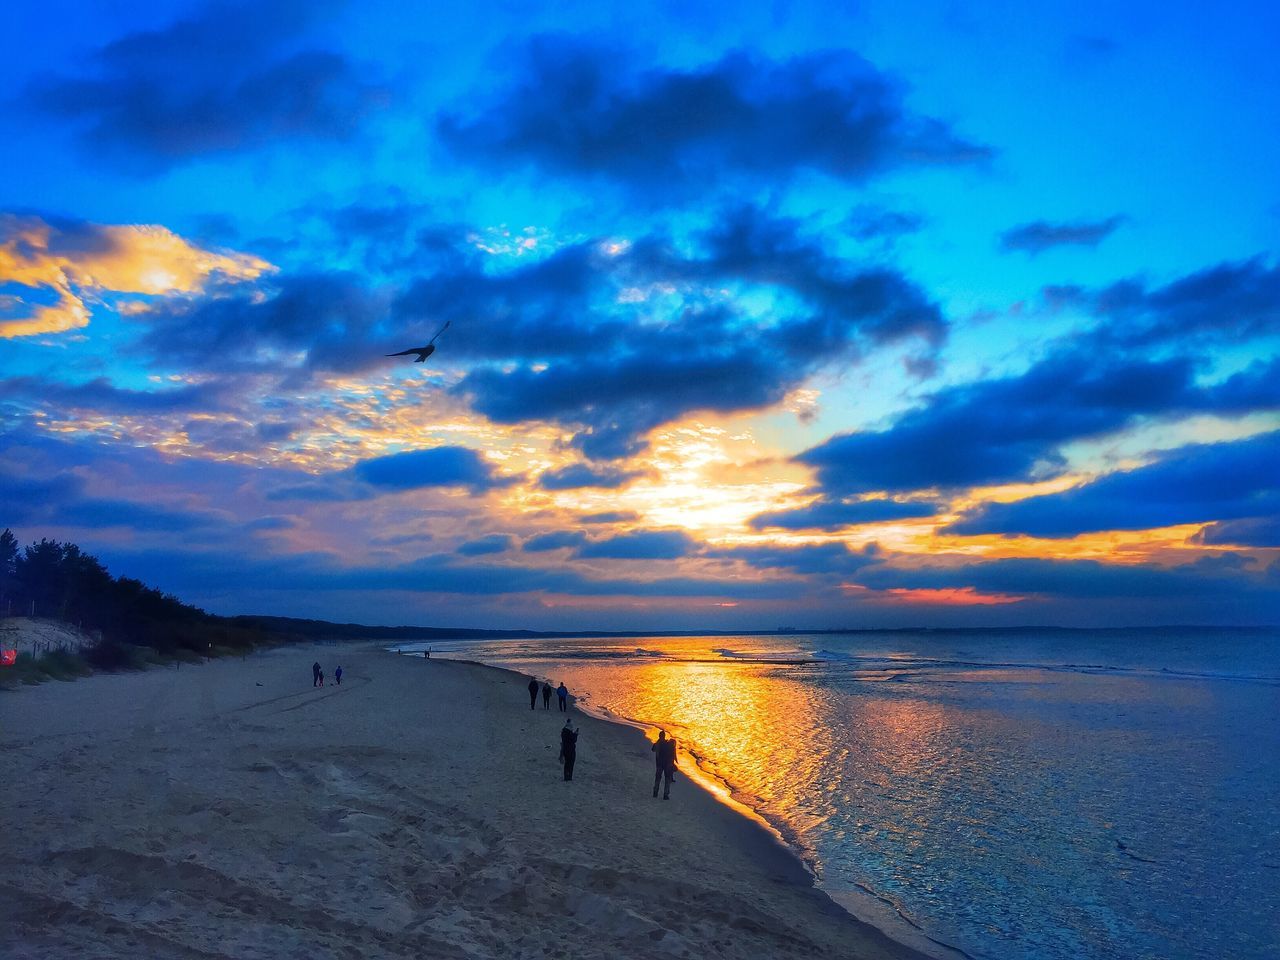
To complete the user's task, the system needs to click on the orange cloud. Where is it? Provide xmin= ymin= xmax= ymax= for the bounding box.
xmin=0 ymin=214 xmax=272 ymax=338
xmin=880 ymin=587 xmax=1023 ymax=606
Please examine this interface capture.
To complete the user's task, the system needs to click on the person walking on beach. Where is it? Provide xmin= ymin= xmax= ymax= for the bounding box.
xmin=334 ymin=665 xmax=343 ymax=685
xmin=318 ymin=668 xmax=325 ymax=687
xmin=528 ymin=677 xmax=539 ymax=710
xmin=652 ymin=730 xmax=677 ymax=800
xmin=559 ymin=719 xmax=579 ymax=781
xmin=542 ymin=682 xmax=553 ymax=709
xmin=557 ymin=681 xmax=569 ymax=712
xmin=312 ymin=661 xmax=321 ymax=687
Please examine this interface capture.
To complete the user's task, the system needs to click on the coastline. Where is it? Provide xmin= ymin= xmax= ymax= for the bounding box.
xmin=429 ymin=648 xmax=965 ymax=960
xmin=2 ymin=641 xmax=935 ymax=959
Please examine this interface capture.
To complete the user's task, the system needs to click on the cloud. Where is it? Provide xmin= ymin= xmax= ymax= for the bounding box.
xmin=999 ymin=216 xmax=1124 ymax=255
xmin=411 ymin=205 xmax=945 ymax=457
xmin=575 ymin=530 xmax=697 ymax=560
xmin=29 ymin=0 xmax=386 ymax=171
xmin=853 ymin=554 xmax=1275 ymax=602
xmin=1048 ymin=257 xmax=1280 ymax=349
xmin=798 ymin=347 xmax=1280 ymax=496
xmin=946 ymin=429 xmax=1280 ymax=538
xmin=844 ymin=205 xmax=926 ymax=242
xmin=438 ymin=37 xmax=988 ymax=193
xmin=97 ymin=545 xmax=795 ymax=601
xmin=749 ymin=497 xmax=939 ymax=531
xmin=580 ymin=511 xmax=638 ymax=524
xmin=134 ymin=270 xmax=388 ymax=376
xmin=708 ymin=541 xmax=881 ymax=575
xmin=457 ymin=534 xmax=515 ymax=556
xmin=0 ymin=376 xmax=224 ymax=415
xmin=352 ymin=446 xmax=505 ymax=493
xmin=522 ymin=530 xmax=590 ymax=552
xmin=538 ymin=463 xmax=642 ymax=490
xmin=0 ymin=213 xmax=271 ymax=338
xmin=1193 ymin=516 xmax=1280 ymax=548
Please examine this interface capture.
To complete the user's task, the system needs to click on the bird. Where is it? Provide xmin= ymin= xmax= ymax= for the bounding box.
xmin=387 ymin=321 xmax=449 ymax=362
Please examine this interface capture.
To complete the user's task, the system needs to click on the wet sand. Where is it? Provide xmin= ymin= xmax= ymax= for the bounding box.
xmin=0 ymin=644 xmax=933 ymax=959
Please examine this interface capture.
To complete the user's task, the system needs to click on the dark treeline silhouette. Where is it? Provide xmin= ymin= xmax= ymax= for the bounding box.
xmin=1 ymin=528 xmax=266 ymax=669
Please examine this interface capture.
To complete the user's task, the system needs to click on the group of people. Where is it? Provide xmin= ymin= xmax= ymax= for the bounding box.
xmin=528 ymin=677 xmax=570 ymax=712
xmin=526 ymin=675 xmax=678 ymax=795
xmin=311 ymin=661 xmax=342 ymax=687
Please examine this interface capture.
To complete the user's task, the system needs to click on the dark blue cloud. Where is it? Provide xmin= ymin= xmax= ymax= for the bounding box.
xmin=999 ymin=216 xmax=1124 ymax=255
xmin=854 ymin=554 xmax=1276 ymax=602
xmin=0 ymin=471 xmax=85 ymax=523
xmin=844 ymin=205 xmax=925 ymax=242
xmin=59 ymin=499 xmax=221 ymax=532
xmin=438 ymin=37 xmax=988 ymax=193
xmin=96 ymin=545 xmax=794 ymax=601
xmin=538 ymin=463 xmax=642 ymax=490
xmin=0 ymin=376 xmax=223 ymax=415
xmin=749 ymin=497 xmax=938 ymax=531
xmin=422 ymin=206 xmax=944 ymax=457
xmin=353 ymin=446 xmax=504 ymax=493
xmin=707 ymin=541 xmax=881 ymax=575
xmin=576 ymin=530 xmax=697 ymax=560
xmin=579 ymin=511 xmax=638 ymax=524
xmin=457 ymin=534 xmax=514 ymax=556
xmin=799 ymin=349 xmax=1280 ymax=496
xmin=1193 ymin=517 xmax=1280 ymax=548
xmin=135 ymin=272 xmax=389 ymax=378
xmin=1048 ymin=257 xmax=1280 ymax=349
xmin=29 ymin=0 xmax=385 ymax=172
xmin=523 ymin=530 xmax=590 ymax=552
xmin=947 ymin=430 xmax=1280 ymax=538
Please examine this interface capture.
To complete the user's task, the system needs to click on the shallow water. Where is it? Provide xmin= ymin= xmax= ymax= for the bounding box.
xmin=402 ymin=628 xmax=1280 ymax=960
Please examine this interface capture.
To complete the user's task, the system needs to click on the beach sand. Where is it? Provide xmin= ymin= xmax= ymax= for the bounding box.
xmin=1 ymin=644 xmax=932 ymax=959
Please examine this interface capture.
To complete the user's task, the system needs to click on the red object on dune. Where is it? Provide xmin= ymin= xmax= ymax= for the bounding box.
xmin=1 ymin=649 xmax=16 ymax=666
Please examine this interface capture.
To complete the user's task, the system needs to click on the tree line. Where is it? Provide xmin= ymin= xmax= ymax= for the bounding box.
xmin=1 ymin=529 xmax=266 ymax=667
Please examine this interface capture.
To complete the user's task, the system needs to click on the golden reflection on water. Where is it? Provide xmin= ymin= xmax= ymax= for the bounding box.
xmin=566 ymin=655 xmax=956 ymax=854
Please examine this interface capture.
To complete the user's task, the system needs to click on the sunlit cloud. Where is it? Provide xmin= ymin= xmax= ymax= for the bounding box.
xmin=0 ymin=214 xmax=272 ymax=338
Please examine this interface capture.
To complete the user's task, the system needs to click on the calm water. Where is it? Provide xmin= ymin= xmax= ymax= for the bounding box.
xmin=401 ymin=628 xmax=1280 ymax=960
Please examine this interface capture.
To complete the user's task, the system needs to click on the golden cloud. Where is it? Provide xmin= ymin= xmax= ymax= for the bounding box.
xmin=0 ymin=214 xmax=273 ymax=338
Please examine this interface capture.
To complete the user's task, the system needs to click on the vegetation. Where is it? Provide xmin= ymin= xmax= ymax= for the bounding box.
xmin=0 ymin=528 xmax=272 ymax=685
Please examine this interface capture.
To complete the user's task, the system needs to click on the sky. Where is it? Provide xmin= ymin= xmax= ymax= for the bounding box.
xmin=1 ymin=0 xmax=1278 ymax=631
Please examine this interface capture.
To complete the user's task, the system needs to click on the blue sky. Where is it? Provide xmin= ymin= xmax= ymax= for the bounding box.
xmin=1 ymin=0 xmax=1277 ymax=629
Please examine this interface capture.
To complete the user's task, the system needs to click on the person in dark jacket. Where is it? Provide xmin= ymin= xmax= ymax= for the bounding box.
xmin=334 ymin=665 xmax=343 ymax=685
xmin=559 ymin=720 xmax=579 ymax=781
xmin=528 ymin=677 xmax=539 ymax=709
xmin=312 ymin=661 xmax=321 ymax=687
xmin=556 ymin=681 xmax=569 ymax=712
xmin=541 ymin=682 xmax=553 ymax=709
xmin=652 ymin=730 xmax=677 ymax=799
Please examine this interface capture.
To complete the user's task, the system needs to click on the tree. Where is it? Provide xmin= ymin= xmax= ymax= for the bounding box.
xmin=0 ymin=528 xmax=18 ymax=614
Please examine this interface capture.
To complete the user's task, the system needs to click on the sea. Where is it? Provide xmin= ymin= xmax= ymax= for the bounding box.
xmin=396 ymin=627 xmax=1280 ymax=960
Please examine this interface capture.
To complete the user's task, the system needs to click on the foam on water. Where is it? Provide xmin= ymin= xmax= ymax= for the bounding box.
xmin=398 ymin=627 xmax=1280 ymax=960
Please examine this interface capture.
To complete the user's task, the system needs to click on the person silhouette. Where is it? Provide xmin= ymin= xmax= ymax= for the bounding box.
xmin=312 ymin=661 xmax=321 ymax=687
xmin=542 ymin=682 xmax=553 ymax=709
xmin=652 ymin=730 xmax=677 ymax=799
xmin=559 ymin=720 xmax=579 ymax=781
xmin=334 ymin=665 xmax=343 ymax=685
xmin=528 ymin=677 xmax=539 ymax=709
xmin=556 ymin=681 xmax=569 ymax=712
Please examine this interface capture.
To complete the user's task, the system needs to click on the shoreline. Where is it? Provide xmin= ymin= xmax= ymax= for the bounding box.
xmin=419 ymin=647 xmax=963 ymax=960
xmin=2 ymin=640 xmax=936 ymax=959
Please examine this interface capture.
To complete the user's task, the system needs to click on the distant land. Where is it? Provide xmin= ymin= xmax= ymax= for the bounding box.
xmin=229 ymin=616 xmax=1278 ymax=642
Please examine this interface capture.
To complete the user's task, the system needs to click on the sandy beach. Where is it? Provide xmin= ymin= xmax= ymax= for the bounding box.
xmin=0 ymin=643 xmax=932 ymax=960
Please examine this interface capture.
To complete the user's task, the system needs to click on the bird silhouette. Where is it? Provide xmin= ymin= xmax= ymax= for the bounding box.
xmin=387 ymin=321 xmax=449 ymax=362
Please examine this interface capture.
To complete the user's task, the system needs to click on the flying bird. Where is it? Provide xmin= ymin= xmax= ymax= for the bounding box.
xmin=387 ymin=321 xmax=450 ymax=363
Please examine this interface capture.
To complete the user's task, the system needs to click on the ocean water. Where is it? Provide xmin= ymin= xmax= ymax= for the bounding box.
xmin=400 ymin=628 xmax=1280 ymax=960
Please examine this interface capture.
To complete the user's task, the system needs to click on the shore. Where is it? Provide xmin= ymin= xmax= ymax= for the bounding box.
xmin=0 ymin=643 xmax=933 ymax=959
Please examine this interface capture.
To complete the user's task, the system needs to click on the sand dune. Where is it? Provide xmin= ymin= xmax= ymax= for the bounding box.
xmin=0 ymin=644 xmax=931 ymax=959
